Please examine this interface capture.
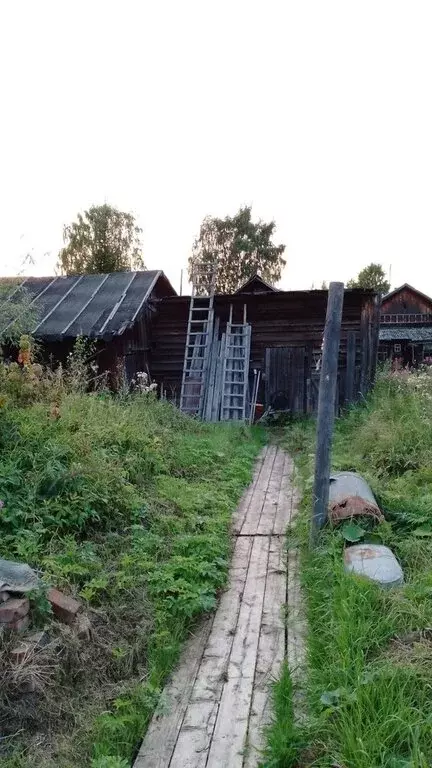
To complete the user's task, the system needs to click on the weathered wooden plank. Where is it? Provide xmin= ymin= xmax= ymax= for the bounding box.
xmin=254 ymin=444 xmax=277 ymax=491
xmin=244 ymin=535 xmax=287 ymax=767
xmin=168 ymin=699 xmax=218 ymax=768
xmin=206 ymin=535 xmax=270 ymax=767
xmin=240 ymin=446 xmax=277 ymax=535
xmin=346 ymin=330 xmax=356 ymax=404
xmin=312 ymin=282 xmax=344 ymax=539
xmin=370 ymin=295 xmax=381 ymax=386
xmin=359 ymin=303 xmax=370 ymax=395
xmin=168 ymin=536 xmax=254 ymax=766
xmin=190 ymin=536 xmax=253 ymax=702
xmin=134 ymin=618 xmax=213 ymax=768
xmin=272 ymin=453 xmax=295 ymax=534
xmin=256 ymin=449 xmax=285 ymax=535
xmin=232 ymin=446 xmax=268 ymax=534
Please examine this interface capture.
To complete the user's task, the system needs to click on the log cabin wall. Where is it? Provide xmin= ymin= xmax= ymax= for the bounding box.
xmin=149 ymin=289 xmax=380 ymax=412
xmin=382 ymin=288 xmax=432 ymax=316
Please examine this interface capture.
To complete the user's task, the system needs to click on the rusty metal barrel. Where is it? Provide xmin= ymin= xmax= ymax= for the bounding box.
xmin=328 ymin=471 xmax=383 ymax=523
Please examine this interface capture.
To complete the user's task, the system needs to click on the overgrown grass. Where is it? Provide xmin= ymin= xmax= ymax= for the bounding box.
xmin=0 ymin=368 xmax=263 ymax=766
xmin=265 ymin=369 xmax=432 ymax=767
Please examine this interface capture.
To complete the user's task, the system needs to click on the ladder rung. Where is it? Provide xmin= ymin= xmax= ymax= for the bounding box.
xmin=223 ymin=393 xmax=245 ymax=397
xmin=182 ymin=394 xmax=204 ymax=399
xmin=224 ymin=371 xmax=246 ymax=376
xmin=223 ymin=395 xmax=245 ymax=399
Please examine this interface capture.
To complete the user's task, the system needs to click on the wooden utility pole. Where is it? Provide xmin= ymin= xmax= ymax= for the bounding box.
xmin=311 ymin=281 xmax=344 ymax=545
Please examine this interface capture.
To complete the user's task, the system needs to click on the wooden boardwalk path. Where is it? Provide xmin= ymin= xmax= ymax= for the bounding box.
xmin=134 ymin=445 xmax=304 ymax=768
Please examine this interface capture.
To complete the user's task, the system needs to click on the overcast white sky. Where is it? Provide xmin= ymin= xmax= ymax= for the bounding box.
xmin=1 ymin=0 xmax=431 ymax=293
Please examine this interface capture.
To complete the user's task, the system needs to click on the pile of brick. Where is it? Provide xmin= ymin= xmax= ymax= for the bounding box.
xmin=0 ymin=594 xmax=31 ymax=632
xmin=0 ymin=587 xmax=91 ymax=641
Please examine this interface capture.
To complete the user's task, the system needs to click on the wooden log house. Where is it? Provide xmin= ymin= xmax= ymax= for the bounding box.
xmin=379 ymin=283 xmax=432 ymax=366
xmin=149 ymin=276 xmax=380 ymax=414
xmin=1 ymin=271 xmax=380 ymax=415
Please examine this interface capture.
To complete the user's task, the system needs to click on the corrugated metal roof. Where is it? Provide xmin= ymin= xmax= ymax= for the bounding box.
xmin=0 ymin=270 xmax=176 ymax=341
xmin=379 ymin=326 xmax=432 ymax=341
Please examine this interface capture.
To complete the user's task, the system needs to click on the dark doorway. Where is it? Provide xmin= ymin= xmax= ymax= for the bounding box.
xmin=265 ymin=347 xmax=306 ymax=414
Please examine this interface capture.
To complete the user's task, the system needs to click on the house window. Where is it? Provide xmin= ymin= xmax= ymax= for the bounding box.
xmin=394 ymin=344 xmax=402 ymax=354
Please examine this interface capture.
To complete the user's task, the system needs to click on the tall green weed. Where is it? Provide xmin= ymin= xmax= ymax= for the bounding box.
xmin=265 ymin=369 xmax=432 ymax=767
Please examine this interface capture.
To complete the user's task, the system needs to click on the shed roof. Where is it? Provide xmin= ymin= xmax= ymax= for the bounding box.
xmin=379 ymin=327 xmax=432 ymax=342
xmin=0 ymin=270 xmax=176 ymax=341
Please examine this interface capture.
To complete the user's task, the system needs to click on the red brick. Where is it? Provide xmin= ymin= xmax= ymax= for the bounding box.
xmin=6 ymin=615 xmax=30 ymax=632
xmin=47 ymin=588 xmax=80 ymax=624
xmin=0 ymin=597 xmax=30 ymax=624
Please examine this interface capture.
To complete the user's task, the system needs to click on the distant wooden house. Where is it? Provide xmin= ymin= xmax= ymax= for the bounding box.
xmin=379 ymin=284 xmax=432 ymax=366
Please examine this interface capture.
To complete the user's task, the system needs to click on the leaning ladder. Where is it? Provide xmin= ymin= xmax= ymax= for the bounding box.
xmin=221 ymin=304 xmax=251 ymax=421
xmin=180 ymin=293 xmax=214 ymax=417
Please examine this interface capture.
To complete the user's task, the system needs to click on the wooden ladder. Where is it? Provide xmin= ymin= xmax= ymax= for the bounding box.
xmin=180 ymin=294 xmax=214 ymax=416
xmin=221 ymin=304 xmax=251 ymax=421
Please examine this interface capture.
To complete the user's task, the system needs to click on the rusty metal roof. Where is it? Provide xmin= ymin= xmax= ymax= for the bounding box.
xmin=0 ymin=270 xmax=176 ymax=341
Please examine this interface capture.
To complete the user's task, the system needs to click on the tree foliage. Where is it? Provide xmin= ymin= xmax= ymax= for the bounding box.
xmin=0 ymin=282 xmax=39 ymax=344
xmin=188 ymin=206 xmax=286 ymax=294
xmin=58 ymin=204 xmax=144 ymax=275
xmin=347 ymin=263 xmax=390 ymax=294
